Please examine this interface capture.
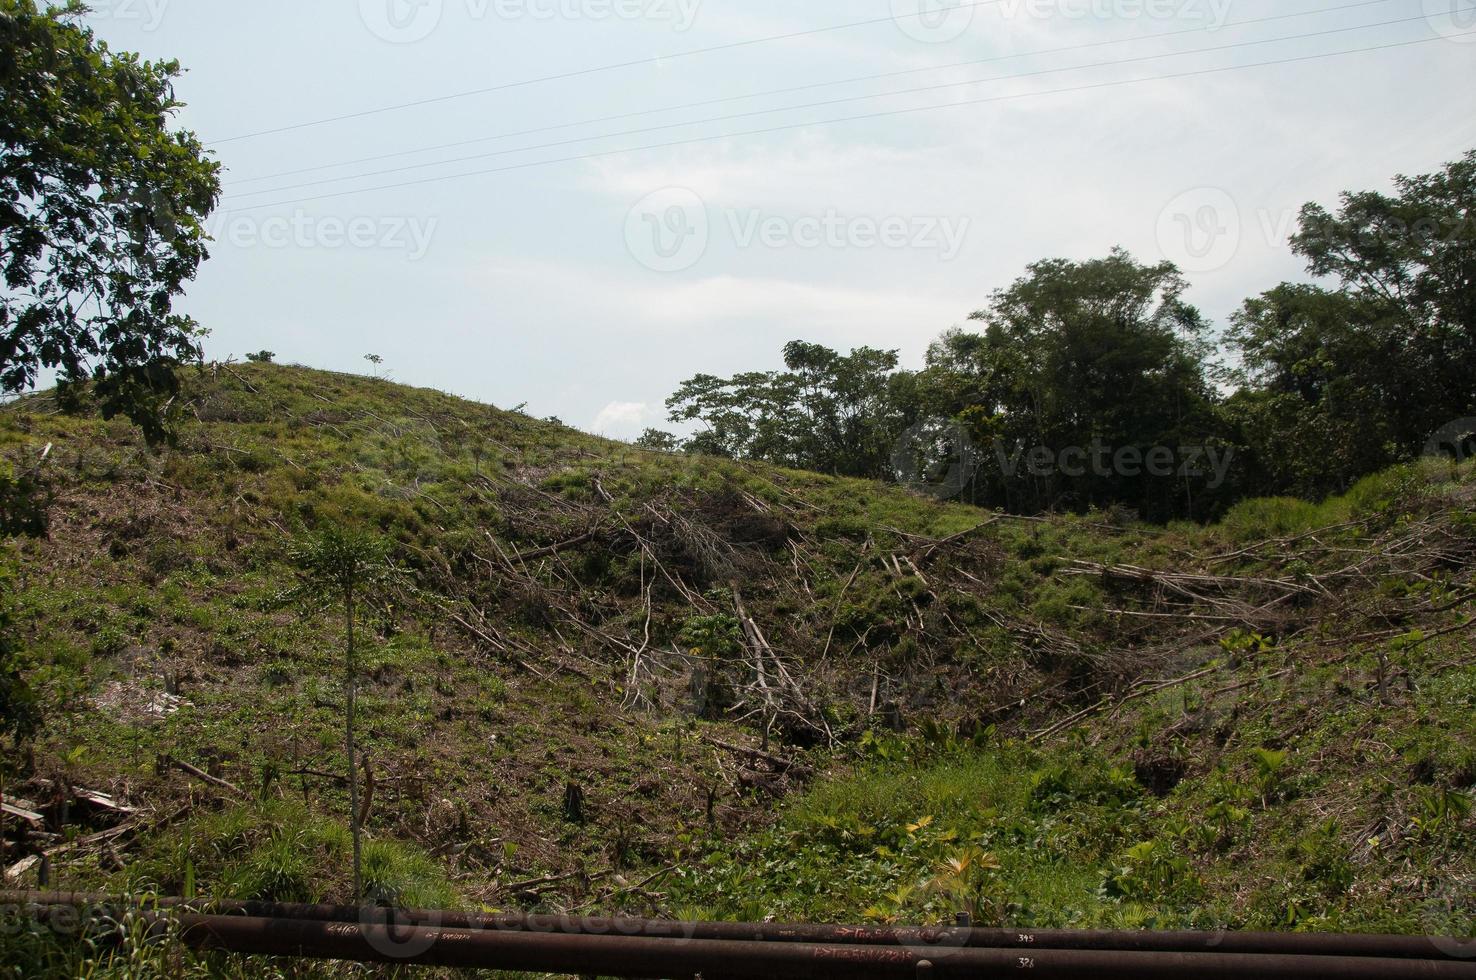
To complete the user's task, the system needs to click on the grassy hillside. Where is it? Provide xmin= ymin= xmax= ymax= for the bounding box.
xmin=2 ymin=362 xmax=1473 ymax=975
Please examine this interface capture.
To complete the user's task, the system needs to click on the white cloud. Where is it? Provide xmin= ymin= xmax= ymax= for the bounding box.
xmin=590 ymin=400 xmax=653 ymax=438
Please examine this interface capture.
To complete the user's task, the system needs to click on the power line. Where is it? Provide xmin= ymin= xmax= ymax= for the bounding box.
xmin=224 ymin=11 xmax=1451 ymax=201
xmin=208 ymin=0 xmax=1008 ymax=145
xmin=225 ymin=31 xmax=1470 ymax=214
xmin=226 ymin=0 xmax=1400 ymax=188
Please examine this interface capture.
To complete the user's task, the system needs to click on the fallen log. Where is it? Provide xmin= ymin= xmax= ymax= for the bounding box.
xmin=160 ymin=755 xmax=243 ymax=798
xmin=701 ymin=736 xmax=812 ymax=777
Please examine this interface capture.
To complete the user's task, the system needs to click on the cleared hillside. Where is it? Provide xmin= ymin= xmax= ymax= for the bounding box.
xmin=2 ymin=362 xmax=1474 ymax=974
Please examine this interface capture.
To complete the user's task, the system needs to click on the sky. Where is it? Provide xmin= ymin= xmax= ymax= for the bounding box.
xmin=79 ymin=0 xmax=1476 ymax=439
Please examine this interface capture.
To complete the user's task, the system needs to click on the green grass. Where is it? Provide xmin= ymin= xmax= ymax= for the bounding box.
xmin=2 ymin=362 xmax=1474 ymax=977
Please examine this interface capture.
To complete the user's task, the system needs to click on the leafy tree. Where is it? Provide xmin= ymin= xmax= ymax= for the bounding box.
xmin=1227 ymin=285 xmax=1404 ymax=497
xmin=1 ymin=0 xmax=221 ymax=444
xmin=633 ymin=427 xmax=680 ymax=452
xmin=667 ymin=341 xmax=914 ymax=478
xmin=938 ymin=248 xmax=1230 ymax=519
xmin=1232 ymin=150 xmax=1476 ymax=495
xmin=287 ymin=526 xmax=396 ymax=902
xmin=245 ymin=350 xmax=275 ymax=364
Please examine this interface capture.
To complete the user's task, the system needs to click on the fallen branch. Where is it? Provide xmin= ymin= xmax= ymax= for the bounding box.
xmin=1 ymin=802 xmax=44 ymax=829
xmin=160 ymin=755 xmax=243 ymax=798
xmin=701 ymin=736 xmax=812 ymax=777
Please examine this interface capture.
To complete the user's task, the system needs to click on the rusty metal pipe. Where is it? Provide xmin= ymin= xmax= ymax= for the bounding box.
xmin=3 ymin=890 xmax=1469 ymax=963
xmin=160 ymin=912 xmax=1476 ymax=979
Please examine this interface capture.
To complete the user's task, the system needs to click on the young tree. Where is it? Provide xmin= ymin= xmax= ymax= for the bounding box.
xmin=1 ymin=1 xmax=221 ymax=444
xmin=287 ymin=526 xmax=395 ymax=902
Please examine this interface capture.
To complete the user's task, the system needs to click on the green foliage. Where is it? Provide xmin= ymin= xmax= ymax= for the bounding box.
xmin=0 ymin=0 xmax=221 ymax=444
xmin=634 ymin=427 xmax=680 ymax=451
xmin=0 ymin=555 xmax=40 ymax=746
xmin=676 ymin=612 xmax=742 ymax=660
xmin=939 ymin=247 xmax=1229 ymax=520
xmin=1029 ymin=757 xmax=1141 ymax=812
xmin=1294 ymin=820 xmax=1354 ymax=897
xmin=1231 ymin=150 xmax=1476 ymax=497
xmin=1250 ymin=748 xmax=1289 ymax=804
xmin=1411 ymin=787 xmax=1473 ymax=840
xmin=126 ymin=798 xmax=452 ymax=908
xmin=1104 ymin=839 xmax=1202 ymax=901
xmin=287 ymin=525 xmax=394 ymax=603
xmin=286 ymin=523 xmax=398 ymax=901
xmin=3 ymin=359 xmax=1474 ymax=957
xmin=668 ymin=341 xmax=910 ymax=479
xmin=1219 ymin=628 xmax=1274 ymax=660
xmin=0 ymin=459 xmax=49 ymax=536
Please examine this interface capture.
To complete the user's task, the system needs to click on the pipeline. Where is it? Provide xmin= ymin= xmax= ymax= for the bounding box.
xmin=2 ymin=890 xmax=1468 ymax=962
xmin=5 ymin=892 xmax=1475 ymax=978
xmin=171 ymin=913 xmax=1476 ymax=979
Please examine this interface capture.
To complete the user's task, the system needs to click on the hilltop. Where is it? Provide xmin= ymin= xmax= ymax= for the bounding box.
xmin=1 ymin=362 xmax=1474 ymax=973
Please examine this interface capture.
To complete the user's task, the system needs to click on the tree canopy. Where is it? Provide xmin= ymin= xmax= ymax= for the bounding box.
xmin=1229 ymin=149 xmax=1476 ymax=497
xmin=659 ymin=150 xmax=1476 ymax=522
xmin=0 ymin=0 xmax=220 ymax=443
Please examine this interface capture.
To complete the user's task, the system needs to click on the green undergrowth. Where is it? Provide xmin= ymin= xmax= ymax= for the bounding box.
xmin=673 ymin=628 xmax=1476 ymax=934
xmin=2 ymin=363 xmax=1474 ymax=978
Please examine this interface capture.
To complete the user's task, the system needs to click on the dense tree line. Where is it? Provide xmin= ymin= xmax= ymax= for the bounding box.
xmin=645 ymin=151 xmax=1476 ymax=522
